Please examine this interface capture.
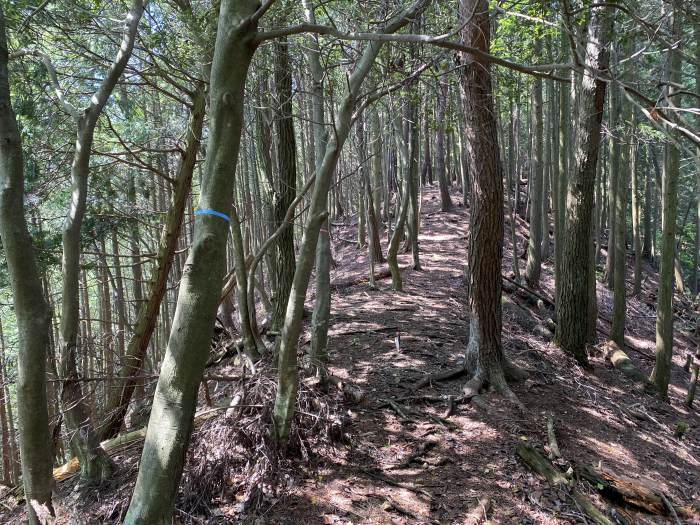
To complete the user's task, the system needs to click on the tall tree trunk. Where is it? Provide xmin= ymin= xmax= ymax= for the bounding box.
xmin=460 ymin=0 xmax=519 ymax=397
xmin=650 ymin=10 xmax=682 ymax=399
xmin=387 ymin=107 xmax=414 ymax=291
xmin=611 ymin=76 xmax=631 ymax=345
xmin=0 ymin=9 xmax=54 ymax=521
xmin=642 ymin=145 xmax=653 ymax=259
xmin=358 ymin=113 xmax=384 ymax=264
xmin=58 ymin=0 xmax=144 ymax=482
xmin=525 ymin=52 xmax=544 ymax=288
xmin=693 ymin=25 xmax=700 ymax=296
xmin=123 ymin=2 xmax=259 ymax=521
xmin=555 ymin=30 xmax=570 ymax=312
xmin=631 ymin=115 xmax=642 ymax=296
xmin=555 ymin=3 xmax=613 ymax=366
xmin=604 ymin=82 xmax=621 ymax=289
xmin=303 ymin=0 xmax=331 ymax=379
xmin=436 ymin=71 xmax=452 ymax=211
xmin=99 ymin=85 xmax=206 ymax=441
xmin=273 ymin=0 xmax=431 ymax=446
xmin=271 ymin=36 xmax=298 ymax=332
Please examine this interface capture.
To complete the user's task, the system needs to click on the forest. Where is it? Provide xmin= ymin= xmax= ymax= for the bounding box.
xmin=0 ymin=0 xmax=698 ymax=523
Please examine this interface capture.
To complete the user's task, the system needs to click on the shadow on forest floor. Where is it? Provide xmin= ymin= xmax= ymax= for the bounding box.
xmin=2 ymin=185 xmax=698 ymax=525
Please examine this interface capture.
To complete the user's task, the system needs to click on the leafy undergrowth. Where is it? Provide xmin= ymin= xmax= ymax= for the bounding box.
xmin=2 ymin=185 xmax=699 ymax=524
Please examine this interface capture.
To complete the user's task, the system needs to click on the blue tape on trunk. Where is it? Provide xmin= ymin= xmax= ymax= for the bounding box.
xmin=194 ymin=209 xmax=232 ymax=222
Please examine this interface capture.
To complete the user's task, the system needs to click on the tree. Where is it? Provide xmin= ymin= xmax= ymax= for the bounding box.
xmin=0 ymin=7 xmax=54 ymax=522
xmin=556 ymin=3 xmax=614 ymax=366
xmin=650 ymin=8 xmax=682 ymax=399
xmin=459 ymin=0 xmax=519 ymax=398
xmin=123 ymin=1 xmax=261 ymax=521
xmin=525 ymin=42 xmax=544 ymax=289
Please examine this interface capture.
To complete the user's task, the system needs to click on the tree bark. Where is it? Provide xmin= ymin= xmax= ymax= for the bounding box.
xmin=0 ymin=8 xmax=54 ymax=521
xmin=436 ymin=70 xmax=452 ymax=211
xmin=303 ymin=0 xmax=332 ymax=379
xmin=631 ymin=115 xmax=642 ymax=296
xmin=650 ymin=9 xmax=682 ymax=399
xmin=611 ymin=82 xmax=630 ymax=345
xmin=525 ymin=49 xmax=544 ymax=288
xmin=604 ymin=82 xmax=621 ymax=289
xmin=123 ymin=2 xmax=259 ymax=522
xmin=270 ymin=36 xmax=298 ymax=332
xmin=555 ymin=3 xmax=613 ymax=366
xmin=272 ymin=0 xmax=431 ymax=446
xmin=459 ymin=0 xmax=516 ymax=396
xmin=99 ymin=84 xmax=206 ymax=441
xmin=57 ymin=0 xmax=144 ymax=482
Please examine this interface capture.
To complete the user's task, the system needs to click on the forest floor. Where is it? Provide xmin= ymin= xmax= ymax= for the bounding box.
xmin=2 ymin=185 xmax=699 ymax=524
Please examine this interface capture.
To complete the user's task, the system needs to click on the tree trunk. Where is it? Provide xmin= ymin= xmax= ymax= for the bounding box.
xmin=460 ymin=0 xmax=516 ymax=396
xmin=436 ymin=71 xmax=452 ymax=211
xmin=387 ymin=106 xmax=414 ymax=291
xmin=58 ymin=0 xmax=144 ymax=482
xmin=556 ymin=3 xmax=613 ymax=366
xmin=273 ymin=0 xmax=430 ymax=446
xmin=99 ymin=84 xmax=206 ymax=441
xmin=604 ymin=83 xmax=621 ymax=289
xmin=123 ymin=2 xmax=259 ymax=521
xmin=555 ymin=30 xmax=570 ymax=312
xmin=0 ymin=9 xmax=54 ymax=520
xmin=642 ymin=145 xmax=653 ymax=259
xmin=631 ymin=115 xmax=642 ymax=296
xmin=304 ymin=0 xmax=332 ymax=380
xmin=271 ymin=36 xmax=298 ymax=332
xmin=611 ymin=82 xmax=630 ymax=345
xmin=525 ymin=52 xmax=544 ymax=288
xmin=650 ymin=10 xmax=682 ymax=399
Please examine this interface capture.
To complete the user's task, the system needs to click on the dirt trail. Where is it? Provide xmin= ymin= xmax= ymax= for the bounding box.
xmin=2 ymin=185 xmax=697 ymax=524
xmin=268 ymin=185 xmax=700 ymax=524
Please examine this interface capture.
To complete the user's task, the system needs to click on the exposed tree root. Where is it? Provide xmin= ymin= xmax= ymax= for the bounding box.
xmin=388 ymin=440 xmax=437 ymax=470
xmin=411 ymin=364 xmax=468 ymax=391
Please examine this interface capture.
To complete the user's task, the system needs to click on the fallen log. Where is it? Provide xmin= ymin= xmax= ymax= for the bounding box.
xmin=502 ymin=274 xmax=554 ymax=308
xmin=602 ymin=341 xmax=656 ymax=393
xmin=580 ymin=465 xmax=694 ymax=519
xmin=516 ymin=444 xmax=614 ymax=525
xmin=53 ymin=398 xmax=231 ymax=482
xmin=331 ymin=266 xmax=403 ymax=289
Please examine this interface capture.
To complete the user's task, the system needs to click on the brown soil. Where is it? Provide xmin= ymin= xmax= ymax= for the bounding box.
xmin=2 ymin=185 xmax=698 ymax=524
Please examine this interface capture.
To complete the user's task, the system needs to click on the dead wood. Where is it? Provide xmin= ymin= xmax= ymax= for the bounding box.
xmin=602 ymin=340 xmax=656 ymax=393
xmin=502 ymin=274 xmax=555 ymax=308
xmin=324 ymin=374 xmax=366 ymax=404
xmin=516 ymin=444 xmax=614 ymax=525
xmin=442 ymin=395 xmax=455 ymax=418
xmin=580 ymin=465 xmax=694 ymax=519
xmin=331 ymin=266 xmax=403 ymax=289
xmin=546 ymin=416 xmax=561 ymax=459
xmin=388 ymin=440 xmax=437 ymax=470
xmin=463 ymin=497 xmax=491 ymax=525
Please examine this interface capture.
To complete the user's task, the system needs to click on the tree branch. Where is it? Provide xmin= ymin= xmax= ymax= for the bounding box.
xmin=255 ymin=23 xmax=572 ymax=80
